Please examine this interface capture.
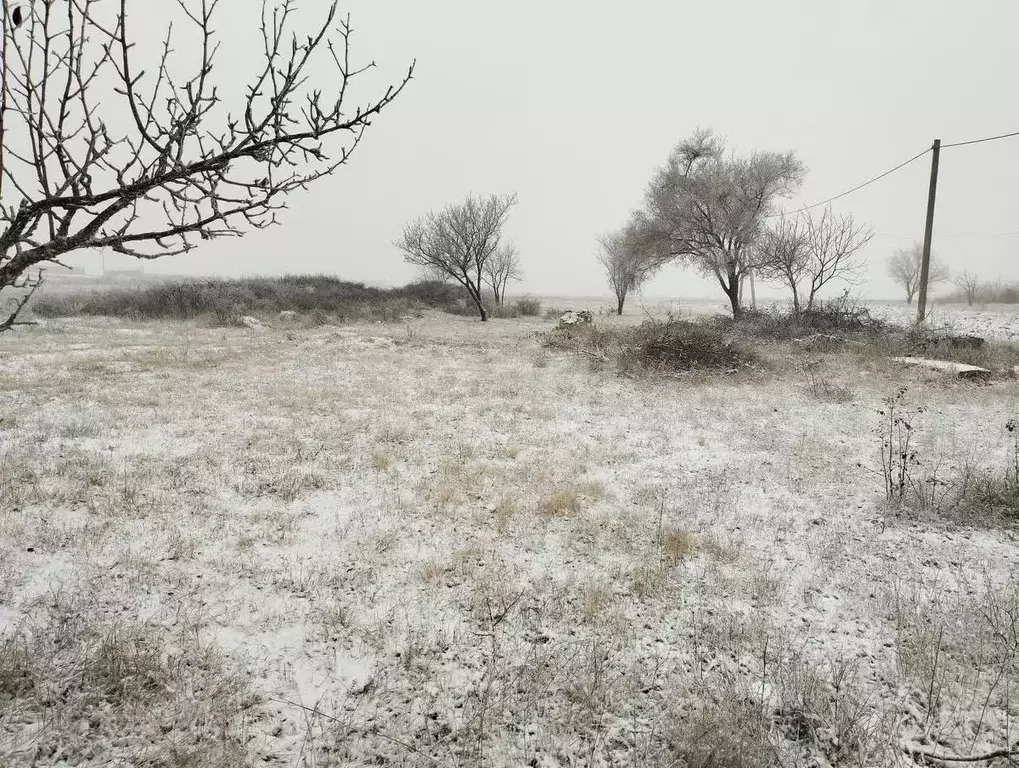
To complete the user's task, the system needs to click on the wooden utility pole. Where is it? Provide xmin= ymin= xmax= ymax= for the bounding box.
xmin=916 ymin=138 xmax=941 ymax=325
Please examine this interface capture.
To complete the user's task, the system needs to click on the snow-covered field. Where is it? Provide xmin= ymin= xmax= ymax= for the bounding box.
xmin=539 ymin=294 xmax=1019 ymax=342
xmin=868 ymin=302 xmax=1019 ymax=342
xmin=2 ymin=307 xmax=1019 ymax=766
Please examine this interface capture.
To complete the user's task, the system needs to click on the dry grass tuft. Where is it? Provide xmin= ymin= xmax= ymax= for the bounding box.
xmin=661 ymin=527 xmax=698 ymax=565
xmin=370 ymin=449 xmax=392 ymax=471
xmin=539 ymin=488 xmax=582 ymax=518
xmin=1 ymin=608 xmax=258 ymax=766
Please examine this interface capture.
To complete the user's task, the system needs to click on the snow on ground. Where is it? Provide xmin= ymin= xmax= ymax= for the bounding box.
xmin=867 ymin=302 xmax=1019 ymax=342
xmin=540 ymin=294 xmax=1019 ymax=341
xmin=1 ymin=309 xmax=1019 ymax=766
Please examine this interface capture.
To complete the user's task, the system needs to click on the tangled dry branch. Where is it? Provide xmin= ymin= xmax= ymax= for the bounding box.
xmin=0 ymin=0 xmax=412 ymax=328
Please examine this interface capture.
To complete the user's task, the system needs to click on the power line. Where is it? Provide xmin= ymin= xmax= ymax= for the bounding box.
xmin=767 ymin=127 xmax=1019 ymax=219
xmin=942 ymin=129 xmax=1019 ymax=149
xmin=769 ymin=146 xmax=931 ymax=218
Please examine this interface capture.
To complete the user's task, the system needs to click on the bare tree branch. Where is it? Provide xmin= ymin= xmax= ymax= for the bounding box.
xmin=753 ymin=214 xmax=809 ymax=313
xmin=800 ymin=208 xmax=872 ymax=310
xmin=0 ymin=0 xmax=413 ymax=329
xmin=757 ymin=208 xmax=872 ymax=313
xmin=483 ymin=243 xmax=522 ymax=306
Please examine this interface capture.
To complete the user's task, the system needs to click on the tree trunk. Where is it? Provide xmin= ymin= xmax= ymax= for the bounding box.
xmin=792 ymin=287 xmax=801 ymax=315
xmin=467 ymin=285 xmax=488 ymax=321
xmin=727 ymin=265 xmax=742 ymax=319
xmin=726 ymin=283 xmax=742 ymax=319
xmin=617 ymin=295 xmax=625 ymax=315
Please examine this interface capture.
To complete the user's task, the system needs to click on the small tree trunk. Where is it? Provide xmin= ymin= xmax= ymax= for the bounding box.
xmin=804 ymin=284 xmax=819 ymax=313
xmin=726 ymin=284 xmax=742 ymax=319
xmin=792 ymin=288 xmax=801 ymax=315
xmin=727 ymin=266 xmax=742 ymax=319
xmin=617 ymin=295 xmax=625 ymax=315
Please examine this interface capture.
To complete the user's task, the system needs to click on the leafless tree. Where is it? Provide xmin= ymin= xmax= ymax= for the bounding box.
xmin=0 ymin=0 xmax=413 ymax=330
xmin=952 ymin=270 xmax=980 ymax=306
xmin=754 ymin=214 xmax=809 ymax=313
xmin=483 ymin=243 xmax=522 ymax=306
xmin=788 ymin=208 xmax=872 ymax=312
xmin=886 ymin=242 xmax=950 ymax=304
xmin=597 ymin=226 xmax=652 ymax=315
xmin=640 ymin=127 xmax=805 ymax=318
xmin=396 ymin=193 xmax=517 ymax=321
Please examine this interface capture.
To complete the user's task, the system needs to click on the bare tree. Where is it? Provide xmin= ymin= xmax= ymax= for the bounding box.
xmin=396 ymin=193 xmax=517 ymax=321
xmin=597 ymin=226 xmax=652 ymax=315
xmin=886 ymin=243 xmax=950 ymax=304
xmin=952 ymin=270 xmax=980 ymax=306
xmin=640 ymin=128 xmax=805 ymax=318
xmin=0 ymin=1 xmax=413 ymax=330
xmin=483 ymin=243 xmax=522 ymax=306
xmin=754 ymin=214 xmax=809 ymax=313
xmin=800 ymin=208 xmax=872 ymax=311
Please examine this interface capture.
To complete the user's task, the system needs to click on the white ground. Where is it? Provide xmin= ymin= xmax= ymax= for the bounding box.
xmin=2 ymin=304 xmax=1019 ymax=766
xmin=548 ymin=294 xmax=1019 ymax=342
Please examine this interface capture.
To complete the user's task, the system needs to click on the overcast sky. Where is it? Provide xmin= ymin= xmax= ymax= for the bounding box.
xmin=92 ymin=0 xmax=1019 ymax=302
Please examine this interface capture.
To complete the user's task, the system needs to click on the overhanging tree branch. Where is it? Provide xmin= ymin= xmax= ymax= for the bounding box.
xmin=0 ymin=0 xmax=413 ymax=328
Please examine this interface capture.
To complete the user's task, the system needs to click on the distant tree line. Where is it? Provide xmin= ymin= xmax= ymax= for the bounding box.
xmin=885 ymin=244 xmax=1018 ymax=307
xmin=392 ymin=128 xmax=1008 ymax=322
xmin=942 ymin=274 xmax=1019 ymax=306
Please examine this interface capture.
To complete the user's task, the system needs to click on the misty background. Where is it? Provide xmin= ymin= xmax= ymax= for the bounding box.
xmin=79 ymin=0 xmax=1019 ymax=302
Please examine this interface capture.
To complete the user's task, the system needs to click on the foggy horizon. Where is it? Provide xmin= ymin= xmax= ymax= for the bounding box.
xmin=61 ymin=0 xmax=1019 ymax=304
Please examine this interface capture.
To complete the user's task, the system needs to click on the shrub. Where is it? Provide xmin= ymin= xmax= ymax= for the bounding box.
xmin=617 ymin=316 xmax=755 ymax=373
xmin=489 ymin=303 xmax=521 ymax=319
xmin=392 ymin=279 xmax=461 ymax=307
xmin=957 ymin=419 xmax=1019 ymax=525
xmin=542 ymin=315 xmax=756 ymax=376
xmin=30 ymin=275 xmax=468 ymax=323
xmin=516 ymin=296 xmax=541 ymax=316
xmin=736 ymin=294 xmax=888 ymax=341
xmin=801 ymin=359 xmax=853 ymax=403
